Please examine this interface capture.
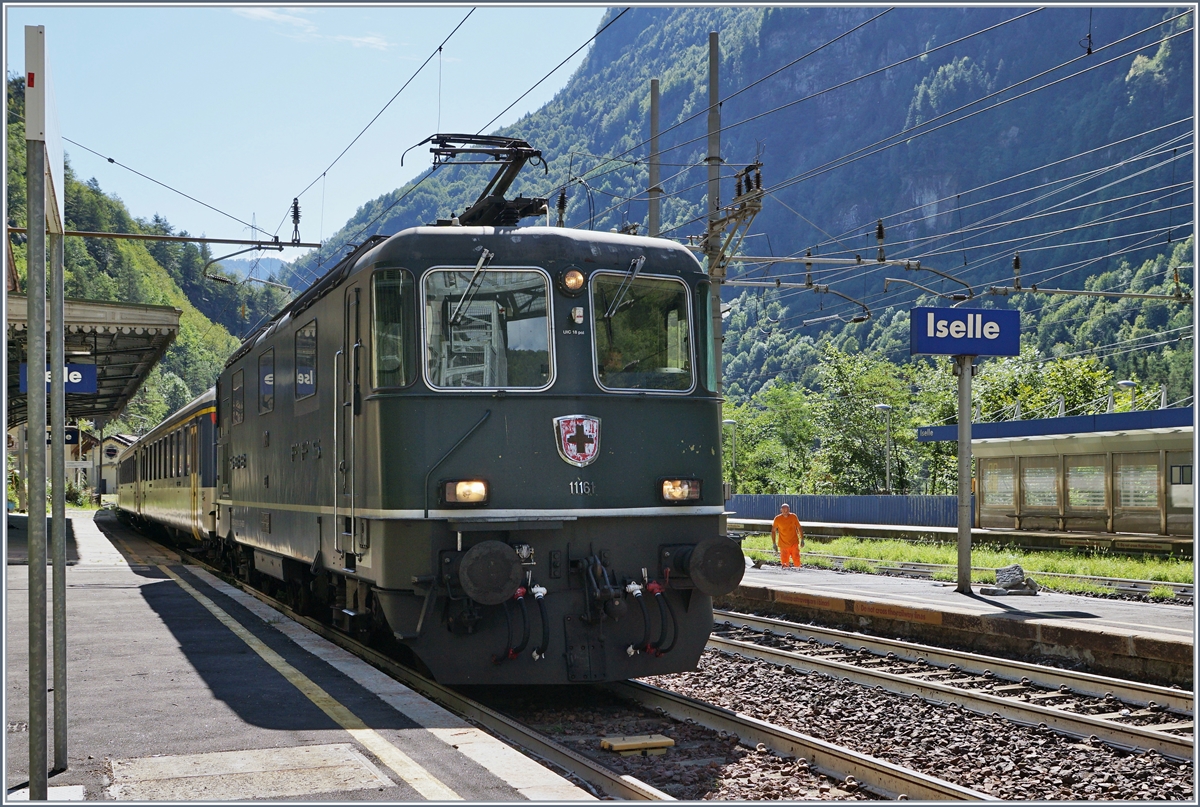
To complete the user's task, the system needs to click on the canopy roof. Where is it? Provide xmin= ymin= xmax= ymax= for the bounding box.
xmin=6 ymin=294 xmax=181 ymax=427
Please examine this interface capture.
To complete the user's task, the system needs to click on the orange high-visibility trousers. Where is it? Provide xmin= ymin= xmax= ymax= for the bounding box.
xmin=779 ymin=543 xmax=802 ymax=567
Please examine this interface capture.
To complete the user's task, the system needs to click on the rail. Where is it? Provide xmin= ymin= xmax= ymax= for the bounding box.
xmin=606 ymin=680 xmax=990 ymax=800
xmin=710 ymin=611 xmax=1193 ymax=763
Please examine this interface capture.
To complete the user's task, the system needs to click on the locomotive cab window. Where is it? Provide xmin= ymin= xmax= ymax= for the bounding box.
xmin=372 ymin=270 xmax=417 ymax=387
xmin=423 ymin=267 xmax=552 ymax=389
xmin=592 ymin=273 xmax=693 ymax=391
xmin=295 ymin=321 xmax=317 ymax=399
xmin=259 ymin=350 xmax=275 ymax=413
xmin=231 ymin=369 xmax=244 ymax=425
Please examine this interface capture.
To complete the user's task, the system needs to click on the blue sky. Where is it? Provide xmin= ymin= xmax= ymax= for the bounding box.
xmin=5 ymin=4 xmax=607 ymax=255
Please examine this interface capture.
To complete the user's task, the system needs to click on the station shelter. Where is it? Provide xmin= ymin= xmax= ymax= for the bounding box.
xmin=920 ymin=408 xmax=1193 ymax=537
xmin=6 ymin=293 xmax=180 ymax=507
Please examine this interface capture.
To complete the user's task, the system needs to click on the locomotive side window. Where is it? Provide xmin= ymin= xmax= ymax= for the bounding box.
xmin=295 ymin=320 xmax=317 ymax=398
xmin=423 ymin=268 xmax=552 ymax=389
xmin=232 ymin=370 xmax=244 ymax=425
xmin=592 ymin=273 xmax=693 ymax=392
xmin=259 ymin=350 xmax=275 ymax=413
xmin=372 ymin=270 xmax=416 ymax=387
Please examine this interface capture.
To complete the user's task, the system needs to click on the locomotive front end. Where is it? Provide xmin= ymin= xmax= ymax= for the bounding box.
xmin=363 ymin=227 xmax=743 ymax=684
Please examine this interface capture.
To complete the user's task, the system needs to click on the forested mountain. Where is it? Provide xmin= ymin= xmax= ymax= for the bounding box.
xmin=280 ymin=5 xmax=1192 ymax=405
xmin=6 ymin=76 xmax=287 ymax=433
xmin=6 ymin=7 xmax=1193 ymax=497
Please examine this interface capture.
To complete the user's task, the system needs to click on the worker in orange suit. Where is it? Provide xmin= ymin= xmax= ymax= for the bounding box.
xmin=771 ymin=503 xmax=803 ymax=568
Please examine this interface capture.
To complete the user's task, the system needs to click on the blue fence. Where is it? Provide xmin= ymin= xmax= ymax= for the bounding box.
xmin=726 ymin=494 xmax=971 ymax=528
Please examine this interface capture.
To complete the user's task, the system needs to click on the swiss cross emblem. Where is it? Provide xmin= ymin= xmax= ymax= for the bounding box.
xmin=554 ymin=415 xmax=601 ymax=467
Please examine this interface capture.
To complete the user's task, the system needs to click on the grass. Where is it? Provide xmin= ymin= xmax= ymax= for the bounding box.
xmin=739 ymin=533 xmax=1193 ymax=591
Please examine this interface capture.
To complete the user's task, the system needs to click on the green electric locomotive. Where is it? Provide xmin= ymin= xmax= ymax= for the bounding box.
xmin=170 ymin=136 xmax=746 ymax=684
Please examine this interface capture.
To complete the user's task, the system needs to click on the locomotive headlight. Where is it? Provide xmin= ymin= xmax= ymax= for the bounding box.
xmin=559 ymin=268 xmax=586 ymax=295
xmin=445 ymin=479 xmax=489 ymax=504
xmin=661 ymin=478 xmax=701 ymax=502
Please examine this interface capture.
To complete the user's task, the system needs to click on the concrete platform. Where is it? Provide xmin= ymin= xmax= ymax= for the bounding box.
xmin=5 ymin=510 xmax=592 ymax=801
xmin=718 ymin=563 xmax=1194 ymax=688
xmin=729 ymin=518 xmax=1193 ymax=558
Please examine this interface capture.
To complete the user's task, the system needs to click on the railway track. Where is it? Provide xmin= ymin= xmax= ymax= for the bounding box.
xmin=116 ymin=519 xmax=993 ymax=800
xmin=711 ymin=610 xmax=1194 ymax=763
xmin=605 ymin=681 xmax=989 ymax=800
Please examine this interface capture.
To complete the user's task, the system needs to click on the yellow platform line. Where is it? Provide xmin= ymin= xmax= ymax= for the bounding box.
xmin=156 ymin=564 xmax=461 ymax=801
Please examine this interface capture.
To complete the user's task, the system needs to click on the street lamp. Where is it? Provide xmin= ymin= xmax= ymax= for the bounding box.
xmin=1116 ymin=380 xmax=1136 ymax=412
xmin=874 ymin=404 xmax=893 ymax=494
xmin=722 ymin=419 xmax=738 ymax=494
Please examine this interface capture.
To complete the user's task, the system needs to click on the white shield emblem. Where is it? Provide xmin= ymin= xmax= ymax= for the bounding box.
xmin=554 ymin=415 xmax=601 ymax=467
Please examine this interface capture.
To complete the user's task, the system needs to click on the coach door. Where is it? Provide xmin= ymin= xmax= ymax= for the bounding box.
xmin=335 ymin=284 xmax=365 ymax=566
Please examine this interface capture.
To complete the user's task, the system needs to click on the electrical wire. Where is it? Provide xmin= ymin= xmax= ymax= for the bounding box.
xmin=659 ymin=13 xmax=1194 ymax=242
xmin=273 ymin=8 xmax=476 ymax=237
xmin=475 ymin=8 xmax=632 ymax=135
xmin=61 ymin=135 xmax=264 ymax=237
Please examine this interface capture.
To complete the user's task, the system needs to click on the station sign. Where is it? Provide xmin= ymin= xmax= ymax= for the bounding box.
xmin=19 ymin=363 xmax=98 ymax=393
xmin=43 ymin=426 xmax=79 ymax=446
xmin=910 ymin=307 xmax=1020 ymax=357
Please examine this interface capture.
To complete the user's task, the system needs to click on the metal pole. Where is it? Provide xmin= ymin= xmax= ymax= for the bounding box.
xmin=17 ymin=424 xmax=28 ymax=512
xmin=648 ymin=78 xmax=661 ymax=238
xmin=885 ymin=410 xmax=892 ymax=494
xmin=706 ymin=32 xmax=722 ymax=397
xmin=49 ymin=231 xmax=67 ymax=772
xmin=956 ymin=355 xmax=973 ymax=594
xmin=27 ymin=135 xmax=49 ymax=801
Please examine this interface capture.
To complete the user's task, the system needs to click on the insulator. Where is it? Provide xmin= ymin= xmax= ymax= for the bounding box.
xmin=556 ymin=188 xmax=567 ymax=228
xmin=291 ymin=198 xmax=302 ymax=244
xmin=735 ymin=177 xmax=743 ymax=197
xmin=1013 ymin=253 xmax=1021 ymax=290
xmin=755 ymin=169 xmax=762 ymax=190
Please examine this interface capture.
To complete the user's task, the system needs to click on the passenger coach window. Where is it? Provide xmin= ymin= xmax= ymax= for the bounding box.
xmin=259 ymin=350 xmax=275 ymax=413
xmin=232 ymin=370 xmax=244 ymax=425
xmin=372 ymin=270 xmax=416 ymax=387
xmin=592 ymin=273 xmax=693 ymax=391
xmin=423 ymin=268 xmax=551 ymax=389
xmin=295 ymin=320 xmax=317 ymax=398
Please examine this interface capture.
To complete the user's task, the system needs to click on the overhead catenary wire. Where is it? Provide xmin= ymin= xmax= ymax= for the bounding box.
xmin=475 ymin=8 xmax=632 ymax=135
xmin=272 ymin=8 xmax=476 ymax=239
xmin=661 ymin=15 xmax=1194 ymax=242
xmin=61 ymin=135 xmax=265 ymax=237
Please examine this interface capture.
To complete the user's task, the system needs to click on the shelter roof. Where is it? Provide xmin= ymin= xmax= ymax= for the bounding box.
xmin=917 ymin=408 xmax=1193 ymax=444
xmin=6 ymin=294 xmax=181 ymax=428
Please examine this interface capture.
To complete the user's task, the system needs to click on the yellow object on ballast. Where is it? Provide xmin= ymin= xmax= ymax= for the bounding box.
xmin=600 ymin=734 xmax=675 ymax=756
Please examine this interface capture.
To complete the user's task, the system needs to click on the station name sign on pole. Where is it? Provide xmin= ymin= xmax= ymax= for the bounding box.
xmin=910 ymin=307 xmax=1020 ymax=356
xmin=910 ymin=307 xmax=1020 ymax=594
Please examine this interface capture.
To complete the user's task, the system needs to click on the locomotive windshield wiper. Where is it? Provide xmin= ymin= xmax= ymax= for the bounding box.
xmin=603 ymin=256 xmax=646 ymax=319
xmin=449 ymin=248 xmax=496 ymax=326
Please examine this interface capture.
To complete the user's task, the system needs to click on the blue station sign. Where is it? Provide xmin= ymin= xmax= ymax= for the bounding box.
xmin=19 ymin=363 xmax=99 ymax=393
xmin=910 ymin=307 xmax=1020 ymax=357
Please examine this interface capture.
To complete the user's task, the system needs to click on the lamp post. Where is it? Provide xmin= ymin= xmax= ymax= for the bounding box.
xmin=874 ymin=404 xmax=893 ymax=494
xmin=1116 ymin=380 xmax=1136 ymax=412
xmin=722 ymin=419 xmax=738 ymax=494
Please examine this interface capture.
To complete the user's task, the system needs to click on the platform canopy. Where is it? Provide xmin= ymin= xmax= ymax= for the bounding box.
xmin=6 ymin=294 xmax=181 ymax=427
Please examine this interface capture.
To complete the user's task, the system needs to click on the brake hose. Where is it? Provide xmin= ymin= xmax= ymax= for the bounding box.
xmin=511 ymin=586 xmax=530 ymax=657
xmin=625 ymin=581 xmax=650 ymax=656
xmin=657 ymin=590 xmax=679 ymax=654
xmin=493 ymin=599 xmax=514 ymax=665
xmin=646 ymin=581 xmax=667 ymax=652
xmin=531 ymin=584 xmax=549 ymax=661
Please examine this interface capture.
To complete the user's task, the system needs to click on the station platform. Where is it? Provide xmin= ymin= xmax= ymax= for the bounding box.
xmin=5 ymin=510 xmax=591 ymax=801
xmin=717 ymin=563 xmax=1194 ymax=688
xmin=728 ymin=518 xmax=1193 ymax=558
